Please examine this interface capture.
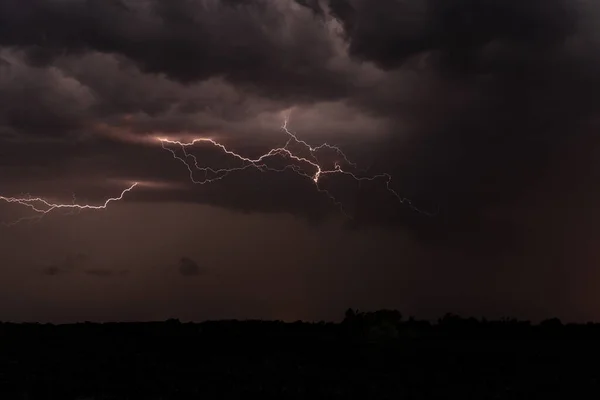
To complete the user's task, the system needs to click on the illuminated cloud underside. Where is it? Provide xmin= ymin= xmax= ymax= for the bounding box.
xmin=0 ymin=116 xmax=428 ymax=226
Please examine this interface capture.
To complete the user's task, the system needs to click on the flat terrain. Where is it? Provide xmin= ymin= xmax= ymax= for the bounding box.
xmin=1 ymin=316 xmax=599 ymax=399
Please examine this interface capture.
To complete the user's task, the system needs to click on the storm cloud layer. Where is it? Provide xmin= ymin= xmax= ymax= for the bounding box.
xmin=0 ymin=0 xmax=599 ymax=226
xmin=2 ymin=0 xmax=600 ymax=321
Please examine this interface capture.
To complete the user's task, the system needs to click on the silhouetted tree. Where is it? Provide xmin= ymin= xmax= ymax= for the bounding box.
xmin=344 ymin=308 xmax=357 ymax=322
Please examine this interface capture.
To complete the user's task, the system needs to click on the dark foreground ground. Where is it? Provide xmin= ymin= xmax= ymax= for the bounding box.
xmin=1 ymin=311 xmax=600 ymax=399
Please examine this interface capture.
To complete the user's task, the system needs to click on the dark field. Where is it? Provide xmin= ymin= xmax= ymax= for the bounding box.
xmin=1 ymin=311 xmax=600 ymax=399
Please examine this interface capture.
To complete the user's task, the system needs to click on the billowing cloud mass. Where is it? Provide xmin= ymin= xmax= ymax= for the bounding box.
xmin=1 ymin=0 xmax=599 ymax=233
xmin=2 ymin=0 xmax=600 ymax=321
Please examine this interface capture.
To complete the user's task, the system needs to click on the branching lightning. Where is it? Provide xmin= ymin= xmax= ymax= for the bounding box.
xmin=0 ymin=183 xmax=138 ymax=226
xmin=159 ymin=117 xmax=432 ymax=217
xmin=0 ymin=116 xmax=432 ymax=227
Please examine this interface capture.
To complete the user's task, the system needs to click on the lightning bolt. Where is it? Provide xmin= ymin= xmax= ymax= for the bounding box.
xmin=0 ymin=183 xmax=138 ymax=226
xmin=0 ymin=116 xmax=434 ymax=227
xmin=159 ymin=116 xmax=433 ymax=218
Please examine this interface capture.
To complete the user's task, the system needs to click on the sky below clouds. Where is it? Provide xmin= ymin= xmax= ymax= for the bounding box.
xmin=2 ymin=0 xmax=600 ymax=322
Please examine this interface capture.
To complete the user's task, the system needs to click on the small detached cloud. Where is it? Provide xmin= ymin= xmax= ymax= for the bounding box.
xmin=41 ymin=265 xmax=63 ymax=277
xmin=41 ymin=252 xmax=89 ymax=276
xmin=84 ymin=268 xmax=129 ymax=278
xmin=40 ymin=253 xmax=127 ymax=278
xmin=178 ymin=256 xmax=203 ymax=277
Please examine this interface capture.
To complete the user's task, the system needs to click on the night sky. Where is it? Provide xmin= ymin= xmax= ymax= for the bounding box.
xmin=1 ymin=0 xmax=600 ymax=323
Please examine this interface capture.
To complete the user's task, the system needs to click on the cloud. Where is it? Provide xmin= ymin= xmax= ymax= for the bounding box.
xmin=40 ymin=253 xmax=126 ymax=278
xmin=41 ymin=265 xmax=63 ymax=277
xmin=3 ymin=0 xmax=600 ymax=323
xmin=0 ymin=50 xmax=95 ymax=140
xmin=1 ymin=0 xmax=600 ymax=243
xmin=178 ymin=257 xmax=203 ymax=277
xmin=295 ymin=0 xmax=325 ymax=16
xmin=320 ymin=0 xmax=600 ymax=237
xmin=41 ymin=253 xmax=89 ymax=276
xmin=0 ymin=0 xmax=352 ymax=101
xmin=84 ymin=268 xmax=128 ymax=278
xmin=328 ymin=0 xmax=576 ymax=72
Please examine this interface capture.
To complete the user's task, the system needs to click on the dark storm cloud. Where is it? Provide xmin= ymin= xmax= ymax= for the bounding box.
xmin=295 ymin=0 xmax=325 ymax=16
xmin=0 ymin=0 xmax=349 ymax=101
xmin=0 ymin=52 xmax=93 ymax=139
xmin=3 ymin=0 xmax=600 ymax=323
xmin=320 ymin=0 xmax=600 ymax=247
xmin=1 ymin=0 xmax=600 ymax=240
